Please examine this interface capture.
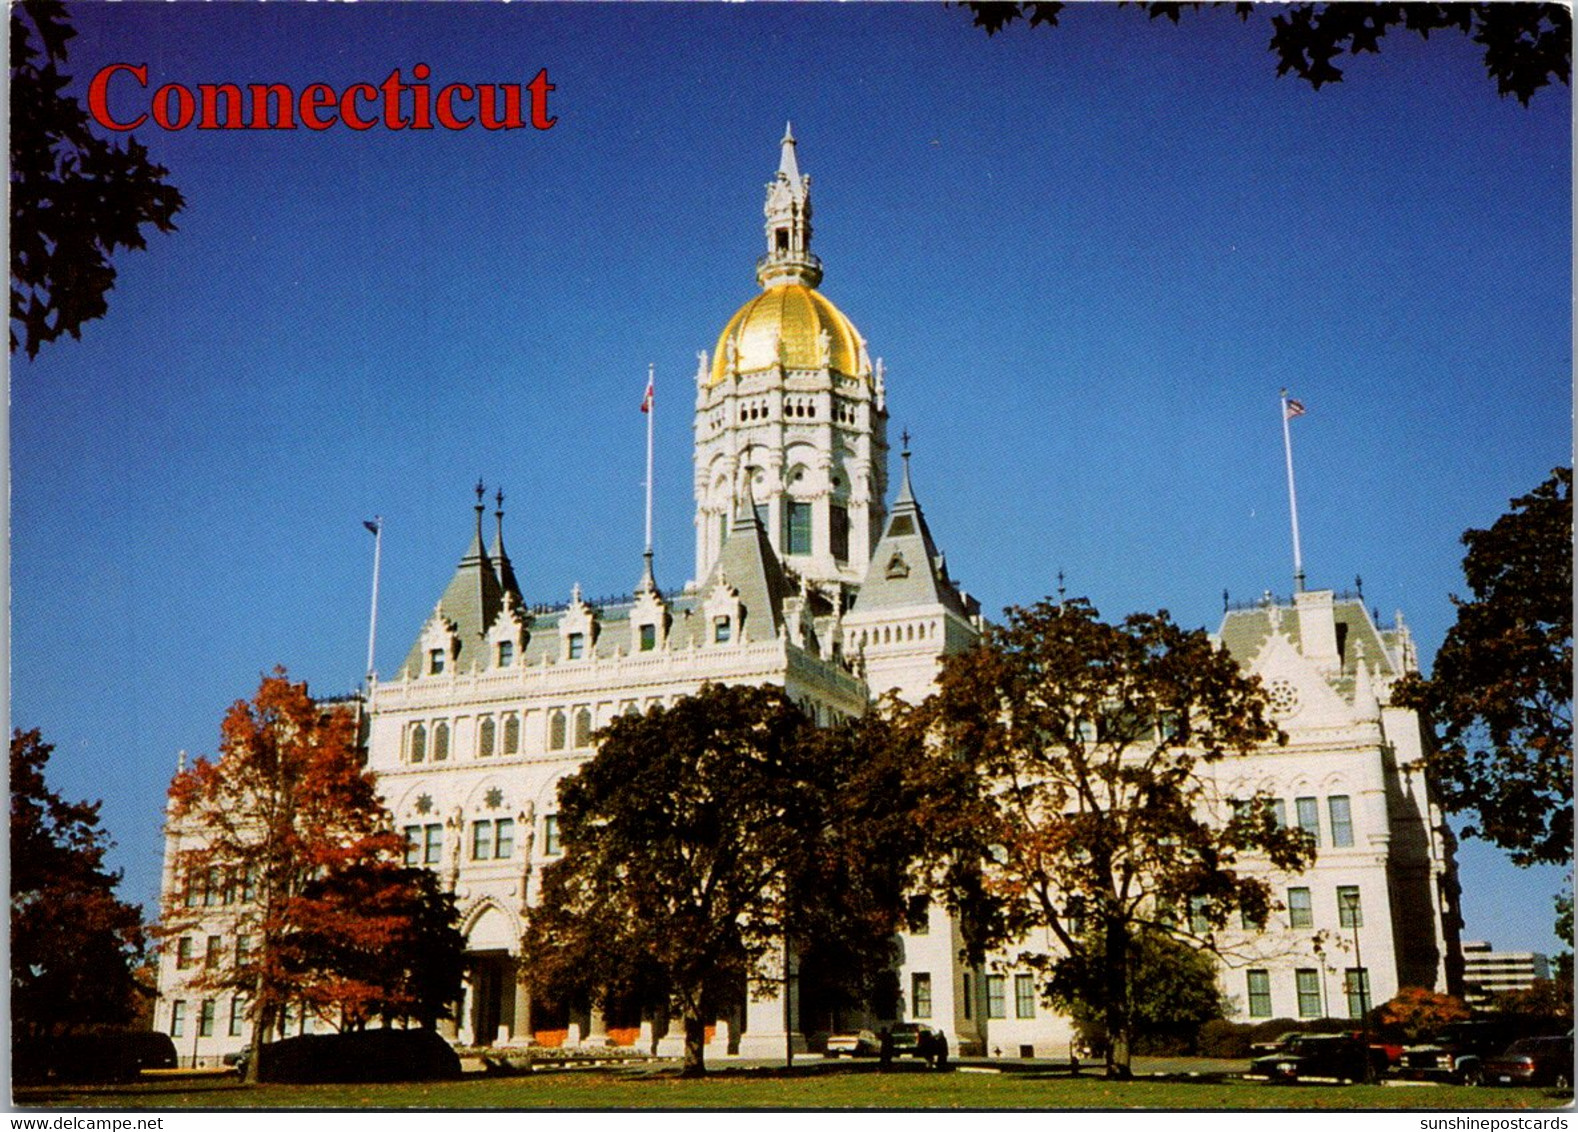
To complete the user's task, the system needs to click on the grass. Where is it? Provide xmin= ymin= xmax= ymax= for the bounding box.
xmin=13 ymin=1065 xmax=1574 ymax=1111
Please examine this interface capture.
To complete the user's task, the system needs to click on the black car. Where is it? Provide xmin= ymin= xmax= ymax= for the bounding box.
xmin=1250 ymin=1033 xmax=1387 ymax=1083
xmin=1399 ymin=1020 xmax=1530 ymax=1085
xmin=888 ymin=1023 xmax=946 ymax=1062
xmin=1481 ymin=1036 xmax=1573 ymax=1088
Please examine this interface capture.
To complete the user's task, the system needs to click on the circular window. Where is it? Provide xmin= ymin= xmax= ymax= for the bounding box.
xmin=1267 ymin=678 xmax=1301 ymax=717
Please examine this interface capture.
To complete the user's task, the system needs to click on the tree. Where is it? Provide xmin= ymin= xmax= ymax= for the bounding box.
xmin=160 ymin=669 xmax=453 ymax=1083
xmin=1376 ymin=986 xmax=1470 ymax=1041
xmin=1053 ymin=925 xmax=1229 ymax=1056
xmin=924 ymin=599 xmax=1316 ymax=1079
xmin=11 ymin=729 xmax=148 ymax=1048
xmin=1395 ymin=468 xmax=1572 ymax=868
xmin=10 ymin=0 xmax=184 ymax=358
xmin=1487 ymin=976 xmax=1572 ymax=1023
xmin=521 ymin=683 xmax=955 ymax=1076
xmin=962 ymin=3 xmax=1570 ymax=105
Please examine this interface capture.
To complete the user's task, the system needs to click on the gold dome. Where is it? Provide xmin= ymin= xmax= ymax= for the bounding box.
xmin=710 ymin=283 xmax=867 ymax=385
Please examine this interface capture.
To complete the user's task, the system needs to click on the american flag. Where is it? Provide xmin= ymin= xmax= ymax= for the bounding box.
xmin=1285 ymin=398 xmax=1306 ymax=420
xmin=640 ymin=374 xmax=654 ymax=414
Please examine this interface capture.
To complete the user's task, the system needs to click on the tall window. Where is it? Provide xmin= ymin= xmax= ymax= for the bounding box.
xmin=503 ymin=714 xmax=520 ymax=755
xmin=786 ymin=501 xmax=813 ymax=555
xmin=495 ymin=818 xmax=515 ymax=859
xmin=1288 ymin=887 xmax=1314 ymax=929
xmin=472 ymin=820 xmax=494 ymax=861
xmin=497 ymin=640 xmax=514 ymax=667
xmin=1329 ymin=795 xmax=1354 ymax=847
xmin=543 ymin=815 xmax=561 ymax=856
xmin=478 ymin=717 xmax=495 ymax=758
xmin=567 ymin=632 xmax=584 ymax=660
xmin=550 ymin=711 xmax=567 ymax=750
xmin=1247 ymin=970 xmax=1272 ymax=1017
xmin=404 ymin=825 xmax=422 ymax=866
xmin=409 ymin=723 xmax=426 ymax=763
xmin=228 ymin=997 xmax=246 ymax=1038
xmin=205 ymin=935 xmax=222 ymax=969
xmin=242 ymin=865 xmax=257 ymax=904
xmin=235 ymin=936 xmax=252 ymax=968
xmin=1296 ymin=969 xmax=1322 ymax=1017
xmin=1189 ymin=896 xmax=1211 ymax=934
xmin=1344 ymin=968 xmax=1371 ymax=1019
xmin=574 ymin=708 xmax=592 ymax=748
xmin=424 ymin=823 xmax=442 ymax=865
xmin=962 ymin=973 xmax=973 ymax=1020
xmin=205 ymin=866 xmax=221 ymax=907
xmin=1295 ymin=796 xmax=1320 ymax=840
xmin=429 ymin=648 xmax=445 ymax=675
xmin=986 ymin=975 xmax=1006 ymax=1019
xmin=714 ymin=617 xmax=732 ymax=643
xmin=1015 ymin=974 xmax=1037 ymax=1019
xmin=1338 ymin=886 xmax=1362 ymax=928
xmin=433 ymin=721 xmax=449 ymax=761
xmin=199 ymin=999 xmax=216 ymax=1038
xmin=911 ymin=972 xmax=932 ymax=1019
xmin=1270 ymin=799 xmax=1287 ymax=828
xmin=170 ymin=1001 xmax=186 ymax=1038
xmin=176 ymin=936 xmax=194 ymax=969
xmin=830 ymin=504 xmax=849 ymax=562
xmin=640 ymin=623 xmax=656 ymax=651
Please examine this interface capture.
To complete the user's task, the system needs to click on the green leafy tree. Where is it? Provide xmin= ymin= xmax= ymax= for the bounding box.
xmin=160 ymin=669 xmax=449 ymax=1083
xmin=10 ymin=729 xmax=148 ymax=1048
xmin=925 ymin=599 xmax=1316 ymax=1079
xmin=1054 ymin=925 xmax=1228 ymax=1056
xmin=10 ymin=0 xmax=184 ymax=358
xmin=1396 ymin=468 xmax=1572 ymax=868
xmin=963 ymin=3 xmax=1570 ymax=105
xmin=521 ymin=683 xmax=959 ymax=1076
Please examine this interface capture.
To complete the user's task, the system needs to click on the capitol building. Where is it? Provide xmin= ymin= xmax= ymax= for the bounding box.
xmin=157 ymin=129 xmax=1464 ymax=1061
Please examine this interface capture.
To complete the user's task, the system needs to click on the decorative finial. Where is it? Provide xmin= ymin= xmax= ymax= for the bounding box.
xmin=1223 ymin=588 xmax=1230 ymax=612
xmin=474 ymin=479 xmax=485 ymax=507
xmin=1057 ymin=570 xmax=1067 ymax=603
xmin=496 ymin=488 xmax=505 ymax=516
xmin=901 ymin=428 xmax=911 ymax=456
xmin=1355 ymin=574 xmax=1364 ymax=600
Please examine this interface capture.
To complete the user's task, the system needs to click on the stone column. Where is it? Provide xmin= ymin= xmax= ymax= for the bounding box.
xmin=510 ymin=974 xmax=533 ymax=1048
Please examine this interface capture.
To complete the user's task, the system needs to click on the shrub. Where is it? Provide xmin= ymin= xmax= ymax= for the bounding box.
xmin=254 ymin=1028 xmax=461 ymax=1083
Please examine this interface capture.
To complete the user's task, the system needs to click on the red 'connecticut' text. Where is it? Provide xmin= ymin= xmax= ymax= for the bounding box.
xmin=87 ymin=64 xmax=556 ymax=132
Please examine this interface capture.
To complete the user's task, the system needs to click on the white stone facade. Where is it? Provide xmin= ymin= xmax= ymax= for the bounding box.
xmin=153 ymin=130 xmax=1462 ymax=1063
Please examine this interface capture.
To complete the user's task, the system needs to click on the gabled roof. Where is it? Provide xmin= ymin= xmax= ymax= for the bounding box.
xmin=399 ymin=505 xmax=503 ymax=677
xmin=1218 ymin=593 xmax=1406 ymax=700
xmin=851 ymin=454 xmax=972 ymax=618
xmin=704 ymin=493 xmax=788 ymax=642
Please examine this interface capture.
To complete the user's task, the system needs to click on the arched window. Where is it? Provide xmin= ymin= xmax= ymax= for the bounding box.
xmin=503 ymin=714 xmax=520 ymax=756
xmin=574 ymin=708 xmax=593 ymax=748
xmin=478 ymin=717 xmax=496 ymax=758
xmin=549 ymin=711 xmax=567 ymax=751
xmin=433 ymin=722 xmax=450 ymax=761
xmin=409 ymin=723 xmax=426 ymax=764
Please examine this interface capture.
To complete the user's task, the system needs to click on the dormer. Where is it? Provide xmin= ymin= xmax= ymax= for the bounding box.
xmin=559 ymin=584 xmax=597 ymax=661
xmin=488 ymin=593 xmax=530 ymax=670
xmin=629 ymin=585 xmax=670 ymax=655
xmin=703 ymin=575 xmax=743 ymax=646
xmin=418 ymin=610 xmax=460 ymax=677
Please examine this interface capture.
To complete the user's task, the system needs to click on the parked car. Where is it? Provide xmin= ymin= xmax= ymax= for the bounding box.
xmin=888 ymin=1023 xmax=948 ymax=1063
xmin=1250 ymin=1033 xmax=1388 ymax=1083
xmin=1249 ymin=1031 xmax=1307 ymax=1057
xmin=824 ymin=1030 xmax=879 ymax=1058
xmin=1481 ymin=1036 xmax=1573 ymax=1088
xmin=1399 ymin=1020 xmax=1530 ymax=1085
xmin=13 ymin=1030 xmax=178 ymax=1084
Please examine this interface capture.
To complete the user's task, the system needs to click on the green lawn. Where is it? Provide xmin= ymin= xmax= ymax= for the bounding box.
xmin=13 ymin=1067 xmax=1573 ymax=1110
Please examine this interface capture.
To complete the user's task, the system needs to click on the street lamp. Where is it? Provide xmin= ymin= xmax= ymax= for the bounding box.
xmin=1344 ymin=889 xmax=1373 ymax=1083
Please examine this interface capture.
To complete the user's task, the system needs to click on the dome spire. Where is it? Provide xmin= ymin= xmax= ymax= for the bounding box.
xmin=758 ymin=126 xmax=821 ymax=289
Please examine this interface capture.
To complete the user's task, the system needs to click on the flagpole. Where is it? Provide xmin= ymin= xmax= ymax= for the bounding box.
xmin=365 ymin=517 xmax=382 ymax=681
xmin=1279 ymin=390 xmax=1305 ymax=593
xmin=644 ymin=363 xmax=655 ymax=555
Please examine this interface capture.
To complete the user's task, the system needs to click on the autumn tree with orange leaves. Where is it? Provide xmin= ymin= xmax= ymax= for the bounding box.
xmin=161 ymin=670 xmax=460 ymax=1082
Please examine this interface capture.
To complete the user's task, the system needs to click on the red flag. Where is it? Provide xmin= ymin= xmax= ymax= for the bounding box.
xmin=1285 ymin=398 xmax=1306 ymax=420
xmin=640 ymin=375 xmax=654 ymax=413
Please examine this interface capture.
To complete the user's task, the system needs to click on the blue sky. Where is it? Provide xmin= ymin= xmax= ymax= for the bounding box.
xmin=12 ymin=3 xmax=1571 ymax=955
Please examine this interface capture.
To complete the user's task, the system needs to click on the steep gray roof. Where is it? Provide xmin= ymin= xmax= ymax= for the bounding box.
xmin=851 ymin=455 xmax=972 ymax=618
xmin=399 ymin=506 xmax=503 ymax=677
xmin=1218 ymin=595 xmax=1404 ymax=697
xmin=705 ymin=496 xmax=788 ymax=642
